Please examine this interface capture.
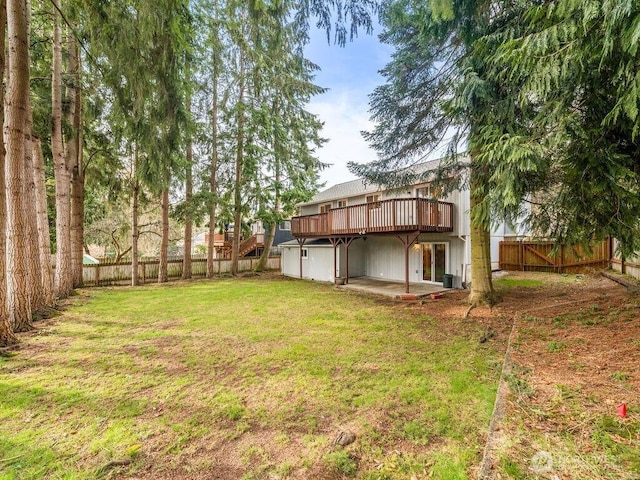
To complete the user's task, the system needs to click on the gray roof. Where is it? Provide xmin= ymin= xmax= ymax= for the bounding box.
xmin=299 ymin=158 xmax=443 ymax=207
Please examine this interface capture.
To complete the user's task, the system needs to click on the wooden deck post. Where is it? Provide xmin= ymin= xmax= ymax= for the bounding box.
xmin=329 ymin=237 xmax=339 ymax=281
xmin=344 ymin=237 xmax=356 ymax=284
xmin=396 ymin=232 xmax=421 ymax=294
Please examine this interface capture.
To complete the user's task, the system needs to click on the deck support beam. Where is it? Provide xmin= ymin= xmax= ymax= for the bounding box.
xmin=296 ymin=238 xmax=306 ymax=279
xmin=396 ymin=231 xmax=421 ymax=294
xmin=343 ymin=237 xmax=356 ymax=284
xmin=329 ymin=237 xmax=340 ymax=281
xmin=329 ymin=237 xmax=357 ymax=283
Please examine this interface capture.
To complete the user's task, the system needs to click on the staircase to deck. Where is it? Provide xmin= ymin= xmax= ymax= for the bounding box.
xmin=217 ymin=234 xmax=265 ymax=259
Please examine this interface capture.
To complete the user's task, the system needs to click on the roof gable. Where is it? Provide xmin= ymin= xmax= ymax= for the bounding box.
xmin=300 ymin=158 xmax=443 ymax=207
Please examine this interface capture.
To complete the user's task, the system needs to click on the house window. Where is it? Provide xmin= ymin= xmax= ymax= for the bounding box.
xmin=337 ymin=199 xmax=347 ymax=208
xmin=279 ymin=220 xmax=291 ymax=231
xmin=416 ymin=185 xmax=441 ymax=199
xmin=366 ymin=194 xmax=381 ymax=210
xmin=320 ymin=203 xmax=332 ymax=213
xmin=301 ymin=248 xmax=308 ymax=259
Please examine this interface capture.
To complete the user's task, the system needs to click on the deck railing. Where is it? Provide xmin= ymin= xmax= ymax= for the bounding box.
xmin=292 ymin=198 xmax=454 ymax=237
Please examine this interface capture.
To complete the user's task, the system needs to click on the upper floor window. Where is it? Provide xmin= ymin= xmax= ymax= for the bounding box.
xmin=416 ymin=185 xmax=441 ymax=199
xmin=337 ymin=199 xmax=347 ymax=208
xmin=416 ymin=187 xmax=429 ymax=198
xmin=366 ymin=194 xmax=381 ymax=210
xmin=320 ymin=203 xmax=332 ymax=213
xmin=279 ymin=220 xmax=291 ymax=231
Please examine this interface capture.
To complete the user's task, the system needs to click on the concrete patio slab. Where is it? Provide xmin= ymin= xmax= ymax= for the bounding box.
xmin=336 ymin=277 xmax=450 ymax=299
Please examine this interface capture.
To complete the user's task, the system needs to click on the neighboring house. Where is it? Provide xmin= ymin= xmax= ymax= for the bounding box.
xmin=281 ymin=159 xmax=523 ymax=291
xmin=265 ymin=220 xmax=296 ymax=255
xmin=246 ymin=220 xmax=295 ymax=256
xmin=83 ymin=254 xmax=100 ymax=265
xmin=272 ymin=220 xmax=296 ymax=247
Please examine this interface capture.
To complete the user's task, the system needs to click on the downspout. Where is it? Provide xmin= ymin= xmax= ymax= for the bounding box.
xmin=458 ymin=234 xmax=468 ymax=288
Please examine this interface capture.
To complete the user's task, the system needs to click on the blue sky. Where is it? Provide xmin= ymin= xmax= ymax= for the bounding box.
xmin=304 ymin=24 xmax=392 ymax=188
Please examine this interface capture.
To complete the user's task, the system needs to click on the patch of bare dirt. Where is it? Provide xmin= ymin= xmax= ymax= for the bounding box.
xmin=476 ymin=272 xmax=640 ymax=479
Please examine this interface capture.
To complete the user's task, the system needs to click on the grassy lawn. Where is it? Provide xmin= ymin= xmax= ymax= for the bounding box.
xmin=0 ymin=276 xmax=501 ymax=479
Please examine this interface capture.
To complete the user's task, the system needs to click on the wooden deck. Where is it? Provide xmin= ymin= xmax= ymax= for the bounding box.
xmin=292 ymin=198 xmax=454 ymax=237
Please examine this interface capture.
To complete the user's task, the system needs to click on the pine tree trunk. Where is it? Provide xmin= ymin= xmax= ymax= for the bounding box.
xmin=231 ymin=51 xmax=245 ymax=276
xmin=71 ymin=157 xmax=84 ymax=286
xmin=24 ymin=103 xmax=44 ymax=311
xmin=206 ymin=24 xmax=220 ymax=279
xmin=33 ymin=137 xmax=54 ymax=307
xmin=52 ymin=0 xmax=72 ymax=299
xmin=255 ymin=223 xmax=275 ymax=272
xmin=0 ymin=0 xmax=17 ymax=346
xmin=467 ymin=168 xmax=495 ymax=307
xmin=158 ymin=187 xmax=169 ymax=283
xmin=181 ymin=103 xmax=193 ymax=280
xmin=66 ymin=37 xmax=83 ymax=288
xmin=0 ymin=142 xmax=15 ymax=339
xmin=256 ymin=103 xmax=281 ymax=273
xmin=131 ymin=151 xmax=140 ymax=286
xmin=206 ymin=166 xmax=217 ymax=277
xmin=5 ymin=0 xmax=32 ymax=331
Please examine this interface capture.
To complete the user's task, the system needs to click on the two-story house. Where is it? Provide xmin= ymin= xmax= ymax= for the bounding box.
xmin=281 ymin=159 xmax=522 ymax=292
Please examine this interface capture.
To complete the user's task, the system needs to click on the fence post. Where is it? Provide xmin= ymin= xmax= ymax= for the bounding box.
xmin=141 ymin=262 xmax=146 ymax=284
xmin=520 ymin=241 xmax=525 ymax=271
xmin=95 ymin=265 xmax=100 ymax=286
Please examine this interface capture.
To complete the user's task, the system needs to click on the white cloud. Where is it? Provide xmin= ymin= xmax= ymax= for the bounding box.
xmin=309 ymin=90 xmax=376 ymax=188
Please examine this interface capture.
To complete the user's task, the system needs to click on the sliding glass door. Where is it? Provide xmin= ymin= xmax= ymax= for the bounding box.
xmin=422 ymin=243 xmax=446 ymax=283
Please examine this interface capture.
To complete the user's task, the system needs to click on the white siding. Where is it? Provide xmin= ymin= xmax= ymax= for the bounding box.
xmin=282 ymin=244 xmax=336 ymax=282
xmin=299 ymin=204 xmax=320 ymax=216
xmin=363 ymin=234 xmax=466 ymax=288
xmin=339 ymin=239 xmax=366 ymax=277
xmin=282 ymin=245 xmax=301 ymax=278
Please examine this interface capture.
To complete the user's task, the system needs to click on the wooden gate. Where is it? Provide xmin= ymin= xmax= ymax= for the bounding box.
xmin=499 ymin=240 xmax=611 ymax=273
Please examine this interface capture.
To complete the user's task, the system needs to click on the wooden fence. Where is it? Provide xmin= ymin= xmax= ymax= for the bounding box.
xmin=610 ymin=238 xmax=640 ymax=280
xmin=499 ymin=240 xmax=611 ymax=273
xmin=82 ymin=255 xmax=281 ymax=287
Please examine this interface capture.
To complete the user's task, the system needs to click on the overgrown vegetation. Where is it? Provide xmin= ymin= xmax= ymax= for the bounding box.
xmin=0 ymin=277 xmax=501 ymax=479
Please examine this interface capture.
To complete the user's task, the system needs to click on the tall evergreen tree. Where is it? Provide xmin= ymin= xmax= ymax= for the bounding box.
xmin=350 ymin=0 xmax=503 ymax=305
xmin=5 ymin=0 xmax=33 ymax=330
xmin=181 ymin=89 xmax=194 ymax=280
xmin=253 ymin=4 xmax=326 ymax=270
xmin=33 ymin=137 xmax=55 ymax=307
xmin=0 ymin=0 xmax=17 ymax=346
xmin=477 ymin=0 xmax=640 ymax=259
xmin=52 ymin=0 xmax=73 ymax=299
xmin=66 ymin=36 xmax=84 ymax=288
